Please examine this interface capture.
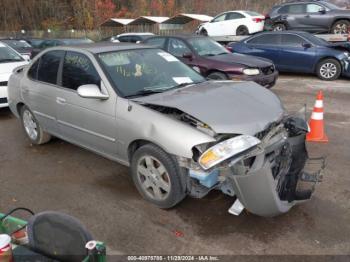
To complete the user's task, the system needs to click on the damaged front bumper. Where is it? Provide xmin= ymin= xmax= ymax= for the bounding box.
xmin=186 ymin=118 xmax=325 ymax=217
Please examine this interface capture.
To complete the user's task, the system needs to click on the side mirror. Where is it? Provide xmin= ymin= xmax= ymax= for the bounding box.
xmin=77 ymin=84 xmax=109 ymax=100
xmin=319 ymin=7 xmax=326 ymax=14
xmin=22 ymin=54 xmax=31 ymax=61
xmin=302 ymin=43 xmax=312 ymax=49
xmin=183 ymin=52 xmax=193 ymax=59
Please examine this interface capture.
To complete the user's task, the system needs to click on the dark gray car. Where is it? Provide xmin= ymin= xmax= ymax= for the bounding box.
xmin=266 ymin=0 xmax=350 ymax=34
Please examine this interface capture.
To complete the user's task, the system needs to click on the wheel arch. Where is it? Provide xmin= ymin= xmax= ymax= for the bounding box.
xmin=16 ymin=102 xmax=26 ymax=117
xmin=331 ymin=18 xmax=350 ymax=29
xmin=315 ymin=56 xmax=342 ymax=73
xmin=205 ymin=69 xmax=229 ymax=78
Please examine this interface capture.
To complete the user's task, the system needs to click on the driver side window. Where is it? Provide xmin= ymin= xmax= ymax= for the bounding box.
xmin=61 ymin=51 xmax=101 ymax=91
xmin=306 ymin=4 xmax=324 ymax=13
xmin=167 ymin=38 xmax=191 ymax=57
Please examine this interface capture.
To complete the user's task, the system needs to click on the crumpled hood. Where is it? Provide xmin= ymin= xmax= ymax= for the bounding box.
xmin=208 ymin=53 xmax=273 ymax=68
xmin=133 ymin=81 xmax=285 ymax=135
xmin=0 ymin=61 xmax=28 ymax=81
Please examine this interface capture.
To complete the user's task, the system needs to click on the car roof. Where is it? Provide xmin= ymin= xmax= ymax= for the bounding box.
xmin=146 ymin=34 xmax=205 ymax=40
xmin=254 ymin=30 xmax=312 ymax=36
xmin=48 ymin=42 xmax=154 ymax=54
xmin=118 ymin=32 xmax=154 ymax=36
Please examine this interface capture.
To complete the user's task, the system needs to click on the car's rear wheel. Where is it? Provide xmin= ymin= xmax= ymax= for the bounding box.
xmin=331 ymin=20 xmax=350 ymax=34
xmin=316 ymin=58 xmax=341 ymax=81
xmin=207 ymin=71 xmax=228 ymax=80
xmin=130 ymin=144 xmax=186 ymax=209
xmin=236 ymin=26 xmax=249 ymax=36
xmin=20 ymin=105 xmax=51 ymax=145
xmin=272 ymin=23 xmax=286 ymax=31
xmin=200 ymin=29 xmax=208 ymax=36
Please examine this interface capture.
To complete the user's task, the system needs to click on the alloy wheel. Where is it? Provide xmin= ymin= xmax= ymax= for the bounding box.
xmin=136 ymin=156 xmax=171 ymax=201
xmin=23 ymin=110 xmax=38 ymax=141
xmin=333 ymin=23 xmax=348 ymax=34
xmin=320 ymin=63 xmax=337 ymax=79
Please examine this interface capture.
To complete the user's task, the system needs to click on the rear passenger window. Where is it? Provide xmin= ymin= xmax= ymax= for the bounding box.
xmin=28 ymin=59 xmax=40 ymax=80
xmin=37 ymin=51 xmax=64 ymax=85
xmin=226 ymin=12 xmax=245 ymax=20
xmin=145 ymin=38 xmax=166 ymax=48
xmin=62 ymin=51 xmax=100 ymax=91
xmin=248 ymin=35 xmax=280 ymax=45
xmin=280 ymin=4 xmax=306 ymax=14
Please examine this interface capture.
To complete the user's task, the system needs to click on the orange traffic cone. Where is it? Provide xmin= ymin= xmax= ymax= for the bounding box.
xmin=306 ymin=91 xmax=328 ymax=143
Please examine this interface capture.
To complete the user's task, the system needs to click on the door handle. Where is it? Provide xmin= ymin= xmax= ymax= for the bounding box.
xmin=56 ymin=97 xmax=66 ymax=105
xmin=305 ymin=14 xmax=311 ymax=18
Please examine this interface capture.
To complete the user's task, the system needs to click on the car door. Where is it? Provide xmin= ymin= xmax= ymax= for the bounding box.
xmin=300 ymin=3 xmax=333 ymax=32
xmin=205 ymin=13 xmax=227 ymax=36
xmin=22 ymin=50 xmax=64 ymax=134
xmin=225 ymin=12 xmax=246 ymax=35
xmin=55 ymin=51 xmax=118 ymax=158
xmin=278 ymin=34 xmax=317 ymax=73
xmin=280 ymin=4 xmax=308 ymax=30
xmin=244 ymin=34 xmax=282 ymax=65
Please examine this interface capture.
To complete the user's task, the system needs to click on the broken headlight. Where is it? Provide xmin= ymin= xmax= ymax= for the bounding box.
xmin=198 ymin=135 xmax=261 ymax=170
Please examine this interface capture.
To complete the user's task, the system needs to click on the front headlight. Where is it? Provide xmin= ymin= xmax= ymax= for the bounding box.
xmin=198 ymin=135 xmax=261 ymax=170
xmin=243 ymin=68 xmax=260 ymax=76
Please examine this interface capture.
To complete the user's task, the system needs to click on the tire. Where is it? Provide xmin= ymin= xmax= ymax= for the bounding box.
xmin=207 ymin=71 xmax=228 ymax=80
xmin=272 ymin=23 xmax=286 ymax=31
xmin=20 ymin=105 xmax=51 ymax=145
xmin=236 ymin=26 xmax=249 ymax=36
xmin=331 ymin=20 xmax=350 ymax=34
xmin=200 ymin=29 xmax=208 ymax=36
xmin=316 ymin=58 xmax=341 ymax=81
xmin=130 ymin=144 xmax=186 ymax=209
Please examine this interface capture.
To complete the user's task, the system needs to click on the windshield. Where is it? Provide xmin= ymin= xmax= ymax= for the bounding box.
xmin=98 ymin=48 xmax=205 ymax=97
xmin=3 ymin=40 xmax=32 ymax=48
xmin=188 ymin=38 xmax=229 ymax=57
xmin=303 ymin=33 xmax=330 ymax=46
xmin=0 ymin=44 xmax=24 ymax=63
xmin=322 ymin=2 xmax=341 ymax=10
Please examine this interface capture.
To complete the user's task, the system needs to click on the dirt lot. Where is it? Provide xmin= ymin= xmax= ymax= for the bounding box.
xmin=0 ymin=74 xmax=349 ymax=256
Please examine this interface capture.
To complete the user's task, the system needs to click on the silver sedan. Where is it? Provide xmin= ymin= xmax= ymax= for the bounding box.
xmin=8 ymin=43 xmax=324 ymax=217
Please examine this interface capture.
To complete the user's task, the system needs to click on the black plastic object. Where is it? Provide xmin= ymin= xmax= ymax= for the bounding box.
xmin=27 ymin=211 xmax=93 ymax=262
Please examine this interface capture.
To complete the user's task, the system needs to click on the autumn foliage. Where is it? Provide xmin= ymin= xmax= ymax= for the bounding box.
xmin=0 ymin=0 xmax=346 ymax=31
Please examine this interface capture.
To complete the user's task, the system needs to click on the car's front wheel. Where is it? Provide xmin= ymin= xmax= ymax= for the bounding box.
xmin=207 ymin=71 xmax=228 ymax=80
xmin=199 ymin=29 xmax=208 ymax=36
xmin=316 ymin=58 xmax=341 ymax=81
xmin=130 ymin=144 xmax=186 ymax=209
xmin=20 ymin=105 xmax=51 ymax=145
xmin=331 ymin=20 xmax=350 ymax=34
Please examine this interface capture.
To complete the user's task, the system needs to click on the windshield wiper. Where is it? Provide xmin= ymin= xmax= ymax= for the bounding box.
xmin=125 ymin=89 xmax=163 ymax=98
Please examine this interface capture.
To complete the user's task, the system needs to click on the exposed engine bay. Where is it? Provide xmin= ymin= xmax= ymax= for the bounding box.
xmin=143 ymin=102 xmax=325 ymax=217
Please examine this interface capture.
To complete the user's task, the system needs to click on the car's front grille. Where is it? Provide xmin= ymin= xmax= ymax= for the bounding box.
xmin=0 ymin=81 xmax=8 ymax=86
xmin=260 ymin=65 xmax=275 ymax=75
xmin=0 ymin=97 xmax=8 ymax=104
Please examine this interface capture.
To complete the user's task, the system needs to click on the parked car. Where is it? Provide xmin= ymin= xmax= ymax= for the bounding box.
xmin=31 ymin=38 xmax=94 ymax=57
xmin=143 ymin=35 xmax=278 ymax=88
xmin=1 ymin=39 xmax=33 ymax=59
xmin=105 ymin=33 xmax=155 ymax=43
xmin=8 ymin=43 xmax=323 ymax=217
xmin=24 ymin=38 xmax=45 ymax=48
xmin=265 ymin=0 xmax=350 ymax=34
xmin=228 ymin=31 xmax=350 ymax=81
xmin=197 ymin=10 xmax=265 ymax=36
xmin=0 ymin=41 xmax=29 ymax=108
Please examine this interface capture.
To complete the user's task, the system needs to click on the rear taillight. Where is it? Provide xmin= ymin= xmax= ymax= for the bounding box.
xmin=253 ymin=18 xmax=264 ymax=23
xmin=226 ymin=46 xmax=233 ymax=52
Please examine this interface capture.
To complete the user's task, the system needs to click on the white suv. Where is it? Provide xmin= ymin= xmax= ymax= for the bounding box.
xmin=198 ymin=10 xmax=265 ymax=37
